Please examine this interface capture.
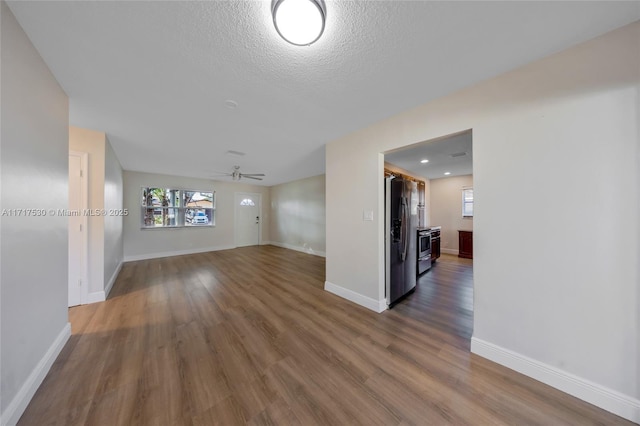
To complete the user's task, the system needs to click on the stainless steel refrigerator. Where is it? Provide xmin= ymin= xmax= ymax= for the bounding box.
xmin=385 ymin=177 xmax=418 ymax=307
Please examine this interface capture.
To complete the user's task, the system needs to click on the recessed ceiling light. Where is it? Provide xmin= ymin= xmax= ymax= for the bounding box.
xmin=272 ymin=0 xmax=326 ymax=46
xmin=225 ymin=100 xmax=238 ymax=109
xmin=444 ymin=172 xmax=451 ymax=176
xmin=420 ymin=159 xmax=429 ymax=164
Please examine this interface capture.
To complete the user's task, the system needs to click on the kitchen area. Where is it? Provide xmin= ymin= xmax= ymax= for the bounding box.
xmin=384 ymin=130 xmax=473 ymax=310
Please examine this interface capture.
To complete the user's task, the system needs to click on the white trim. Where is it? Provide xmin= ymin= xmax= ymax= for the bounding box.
xmin=324 ymin=281 xmax=387 ymax=313
xmin=265 ymin=241 xmax=326 ymax=258
xmin=1 ymin=323 xmax=71 ymax=426
xmin=471 ymin=337 xmax=640 ymax=424
xmin=86 ymin=290 xmax=106 ymax=304
xmin=104 ymin=260 xmax=123 ymax=298
xmin=441 ymin=248 xmax=459 ymax=255
xmin=124 ymin=245 xmax=235 ymax=262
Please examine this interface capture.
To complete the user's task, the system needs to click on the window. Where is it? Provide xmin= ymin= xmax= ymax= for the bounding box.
xmin=239 ymin=198 xmax=255 ymax=206
xmin=141 ymin=188 xmax=215 ymax=228
xmin=462 ymin=188 xmax=473 ymax=217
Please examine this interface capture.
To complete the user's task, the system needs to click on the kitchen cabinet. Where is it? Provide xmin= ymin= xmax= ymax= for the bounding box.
xmin=458 ymin=230 xmax=473 ymax=259
xmin=417 ymin=181 xmax=425 ymax=228
xmin=430 ymin=227 xmax=441 ymax=262
xmin=431 ymin=235 xmax=441 ymax=261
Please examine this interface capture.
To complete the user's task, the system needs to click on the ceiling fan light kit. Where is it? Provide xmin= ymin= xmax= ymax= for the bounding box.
xmin=272 ymin=0 xmax=326 ymax=46
xmin=224 ymin=165 xmax=265 ymax=181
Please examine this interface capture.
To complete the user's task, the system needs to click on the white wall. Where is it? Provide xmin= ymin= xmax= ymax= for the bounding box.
xmin=269 ymin=174 xmax=326 ymax=256
xmin=103 ymin=136 xmax=124 ymax=295
xmin=123 ymin=171 xmax=270 ymax=260
xmin=326 ymin=22 xmax=639 ymax=421
xmin=0 ymin=2 xmax=70 ymax=423
xmin=430 ymin=174 xmax=473 ymax=253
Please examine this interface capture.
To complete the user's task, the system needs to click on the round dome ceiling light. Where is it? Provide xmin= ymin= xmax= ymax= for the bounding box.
xmin=272 ymin=0 xmax=326 ymax=46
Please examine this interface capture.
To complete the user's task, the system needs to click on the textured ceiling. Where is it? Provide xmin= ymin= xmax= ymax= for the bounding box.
xmin=7 ymin=1 xmax=640 ymax=186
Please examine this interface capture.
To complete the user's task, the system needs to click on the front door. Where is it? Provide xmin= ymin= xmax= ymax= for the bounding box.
xmin=235 ymin=192 xmax=261 ymax=247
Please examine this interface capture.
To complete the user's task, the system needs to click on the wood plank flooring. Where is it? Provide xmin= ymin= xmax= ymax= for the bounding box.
xmin=18 ymin=246 xmax=633 ymax=425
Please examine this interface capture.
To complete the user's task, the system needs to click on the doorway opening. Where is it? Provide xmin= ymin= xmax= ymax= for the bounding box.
xmin=383 ymin=129 xmax=474 ymax=341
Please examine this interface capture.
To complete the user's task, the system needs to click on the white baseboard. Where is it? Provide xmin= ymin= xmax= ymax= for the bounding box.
xmin=324 ymin=281 xmax=387 ymax=313
xmin=104 ymin=260 xmax=123 ymax=299
xmin=471 ymin=337 xmax=640 ymax=424
xmin=82 ymin=260 xmax=123 ymax=305
xmin=264 ymin=241 xmax=326 ymax=258
xmin=124 ymin=245 xmax=235 ymax=262
xmin=86 ymin=291 xmax=106 ymax=304
xmin=1 ymin=323 xmax=71 ymax=426
xmin=441 ymin=248 xmax=459 ymax=255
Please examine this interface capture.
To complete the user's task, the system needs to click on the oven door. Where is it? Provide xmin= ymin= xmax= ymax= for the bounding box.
xmin=417 ymin=231 xmax=432 ymax=275
xmin=418 ymin=232 xmax=431 ymax=258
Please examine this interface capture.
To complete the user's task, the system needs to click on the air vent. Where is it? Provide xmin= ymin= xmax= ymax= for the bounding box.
xmin=225 ymin=150 xmax=246 ymax=157
xmin=450 ymin=152 xmax=467 ymax=158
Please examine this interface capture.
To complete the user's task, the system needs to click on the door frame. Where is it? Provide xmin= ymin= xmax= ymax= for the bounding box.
xmin=234 ymin=192 xmax=262 ymax=247
xmin=69 ymin=150 xmax=89 ymax=306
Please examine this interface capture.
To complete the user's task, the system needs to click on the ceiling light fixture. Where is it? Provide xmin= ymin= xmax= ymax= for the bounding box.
xmin=420 ymin=159 xmax=429 ymax=164
xmin=272 ymin=0 xmax=326 ymax=46
xmin=444 ymin=172 xmax=451 ymax=176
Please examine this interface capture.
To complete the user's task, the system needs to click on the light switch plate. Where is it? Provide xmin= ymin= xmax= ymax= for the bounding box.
xmin=363 ymin=210 xmax=374 ymax=221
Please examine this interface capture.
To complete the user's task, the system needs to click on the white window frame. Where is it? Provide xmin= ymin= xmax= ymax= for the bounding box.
xmin=462 ymin=187 xmax=473 ymax=217
xmin=141 ymin=187 xmax=216 ymax=229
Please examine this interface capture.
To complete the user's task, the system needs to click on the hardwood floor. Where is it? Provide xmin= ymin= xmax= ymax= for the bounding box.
xmin=19 ymin=246 xmax=632 ymax=425
xmin=394 ymin=254 xmax=474 ymax=342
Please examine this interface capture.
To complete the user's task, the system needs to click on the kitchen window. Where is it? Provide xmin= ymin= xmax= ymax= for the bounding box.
xmin=462 ymin=188 xmax=473 ymax=217
xmin=141 ymin=187 xmax=215 ymax=228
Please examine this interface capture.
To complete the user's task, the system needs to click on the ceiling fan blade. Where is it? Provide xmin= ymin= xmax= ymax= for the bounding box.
xmin=242 ymin=175 xmax=263 ymax=180
xmin=241 ymin=173 xmax=265 ymax=177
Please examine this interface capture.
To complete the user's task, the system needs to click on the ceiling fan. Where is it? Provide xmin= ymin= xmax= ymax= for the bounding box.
xmin=214 ymin=165 xmax=265 ymax=181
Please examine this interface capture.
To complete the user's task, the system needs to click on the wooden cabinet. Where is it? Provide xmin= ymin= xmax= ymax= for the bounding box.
xmin=417 ymin=181 xmax=426 ymax=228
xmin=458 ymin=230 xmax=473 ymax=259
xmin=431 ymin=235 xmax=441 ymax=262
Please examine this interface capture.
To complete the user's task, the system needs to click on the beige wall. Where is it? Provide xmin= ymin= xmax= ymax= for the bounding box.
xmin=123 ymin=171 xmax=270 ymax=260
xmin=269 ymin=174 xmax=325 ymax=256
xmin=69 ymin=127 xmax=124 ymax=300
xmin=429 ymin=174 xmax=473 ymax=253
xmin=1 ymin=3 xmax=70 ymax=423
xmin=69 ymin=126 xmax=106 ymax=298
xmin=326 ymin=21 xmax=639 ymax=417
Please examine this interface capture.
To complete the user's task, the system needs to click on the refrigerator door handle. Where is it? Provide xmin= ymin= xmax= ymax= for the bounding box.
xmin=400 ymin=197 xmax=408 ymax=261
xmin=397 ymin=200 xmax=403 ymax=260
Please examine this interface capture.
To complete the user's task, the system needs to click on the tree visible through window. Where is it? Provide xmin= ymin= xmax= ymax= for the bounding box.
xmin=462 ymin=188 xmax=473 ymax=217
xmin=141 ymin=188 xmax=215 ymax=228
